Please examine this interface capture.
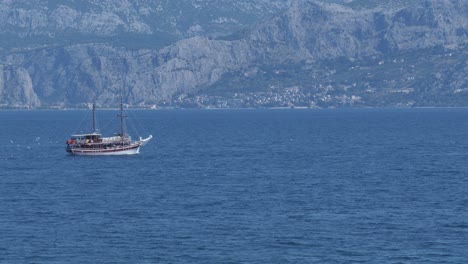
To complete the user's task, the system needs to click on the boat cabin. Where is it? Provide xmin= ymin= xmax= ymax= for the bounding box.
xmin=68 ymin=133 xmax=102 ymax=144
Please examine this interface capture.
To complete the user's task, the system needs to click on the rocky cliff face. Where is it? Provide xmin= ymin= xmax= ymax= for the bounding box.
xmin=0 ymin=65 xmax=40 ymax=107
xmin=247 ymin=0 xmax=466 ymax=61
xmin=0 ymin=0 xmax=466 ymax=108
xmin=0 ymin=0 xmax=288 ymax=48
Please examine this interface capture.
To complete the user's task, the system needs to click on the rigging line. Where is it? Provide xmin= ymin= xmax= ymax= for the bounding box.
xmin=127 ymin=109 xmax=150 ymax=137
xmin=71 ymin=107 xmax=92 ymax=134
xmin=126 ymin=109 xmax=140 ymax=136
xmin=97 ymin=115 xmax=117 ymax=134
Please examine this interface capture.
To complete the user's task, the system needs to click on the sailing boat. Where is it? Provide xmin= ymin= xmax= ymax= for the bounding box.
xmin=66 ymin=98 xmax=152 ymax=156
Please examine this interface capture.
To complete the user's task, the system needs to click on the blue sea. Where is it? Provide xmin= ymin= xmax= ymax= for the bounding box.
xmin=0 ymin=108 xmax=467 ymax=263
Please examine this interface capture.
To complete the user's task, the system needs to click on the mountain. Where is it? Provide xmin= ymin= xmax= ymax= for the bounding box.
xmin=0 ymin=0 xmax=466 ymax=108
xmin=0 ymin=0 xmax=288 ymax=51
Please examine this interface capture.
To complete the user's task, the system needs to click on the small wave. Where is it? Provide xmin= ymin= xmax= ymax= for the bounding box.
xmin=443 ymin=223 xmax=468 ymax=229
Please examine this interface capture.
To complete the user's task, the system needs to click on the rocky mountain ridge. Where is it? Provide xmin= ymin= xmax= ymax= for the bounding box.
xmin=0 ymin=0 xmax=288 ymax=51
xmin=0 ymin=0 xmax=466 ymax=108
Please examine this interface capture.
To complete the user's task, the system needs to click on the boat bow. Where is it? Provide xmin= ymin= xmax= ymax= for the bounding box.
xmin=138 ymin=135 xmax=153 ymax=146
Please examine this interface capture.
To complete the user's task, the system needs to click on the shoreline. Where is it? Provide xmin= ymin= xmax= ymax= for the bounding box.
xmin=2 ymin=106 xmax=468 ymax=111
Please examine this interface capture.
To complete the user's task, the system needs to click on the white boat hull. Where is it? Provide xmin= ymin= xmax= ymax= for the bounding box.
xmin=70 ymin=145 xmax=141 ymax=156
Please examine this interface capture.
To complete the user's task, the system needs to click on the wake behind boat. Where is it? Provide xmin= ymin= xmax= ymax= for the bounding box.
xmin=66 ymin=99 xmax=152 ymax=156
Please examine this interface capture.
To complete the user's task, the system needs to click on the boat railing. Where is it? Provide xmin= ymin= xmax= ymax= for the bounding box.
xmin=101 ymin=136 xmax=131 ymax=143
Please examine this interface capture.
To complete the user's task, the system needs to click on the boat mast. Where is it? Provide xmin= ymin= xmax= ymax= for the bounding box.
xmin=92 ymin=102 xmax=96 ymax=133
xmin=120 ymin=96 xmax=124 ymax=137
xmin=118 ymin=94 xmax=127 ymax=141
